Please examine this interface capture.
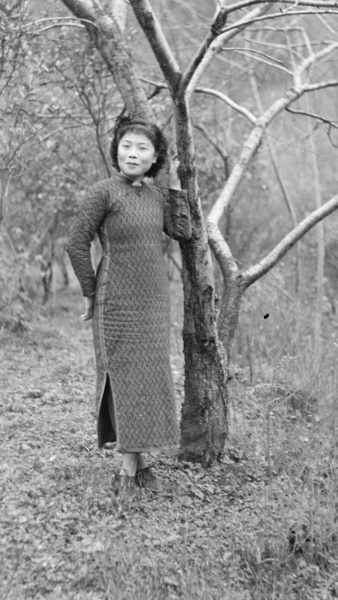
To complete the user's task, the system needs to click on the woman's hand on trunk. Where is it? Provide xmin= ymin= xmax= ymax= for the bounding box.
xmin=169 ymin=158 xmax=181 ymax=191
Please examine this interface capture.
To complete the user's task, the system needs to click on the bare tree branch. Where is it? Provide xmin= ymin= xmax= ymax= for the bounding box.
xmin=248 ymin=67 xmax=302 ymax=294
xmin=193 ymin=121 xmax=228 ymax=165
xmin=139 ymin=75 xmax=168 ymax=89
xmin=303 ymin=80 xmax=338 ymax=92
xmin=242 ymin=195 xmax=338 ymax=289
xmin=24 ymin=16 xmax=94 ymax=28
xmin=39 ymin=124 xmax=92 ymax=142
xmin=207 ymin=42 xmax=338 ymax=227
xmin=183 ymin=4 xmax=271 ymax=102
xmin=173 ymin=18 xmax=248 ymax=75
xmin=286 ymin=106 xmax=338 ymax=128
xmin=207 ymin=222 xmax=239 ymax=283
xmin=194 ymin=87 xmax=257 ymax=124
xmin=207 ymin=221 xmax=242 ymax=346
xmin=207 ymin=90 xmax=302 ymax=227
xmin=60 ymin=0 xmax=96 ymax=25
xmin=61 ymin=0 xmax=153 ymax=120
xmin=223 ymin=0 xmax=338 ymax=14
xmin=139 ymin=77 xmax=257 ymax=124
xmin=317 ymin=12 xmax=337 ymax=34
xmin=296 ymin=43 xmax=338 ymax=82
xmin=129 ymin=0 xmax=182 ymax=91
xmin=222 ymin=46 xmax=294 ymax=76
xmin=111 ymin=0 xmax=128 ymax=33
xmin=35 ymin=23 xmax=87 ymax=33
xmin=179 ymin=5 xmax=228 ymax=94
xmin=221 ymin=9 xmax=338 ymax=35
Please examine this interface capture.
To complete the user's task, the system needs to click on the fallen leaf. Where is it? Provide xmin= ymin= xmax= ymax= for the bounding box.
xmin=163 ymin=576 xmax=179 ymax=587
xmin=222 ymin=551 xmax=232 ymax=563
xmin=193 ymin=488 xmax=204 ymax=501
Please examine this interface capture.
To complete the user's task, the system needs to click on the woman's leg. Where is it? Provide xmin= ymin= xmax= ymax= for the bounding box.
xmin=120 ymin=453 xmax=148 ymax=476
xmin=120 ymin=453 xmax=138 ymax=477
xmin=106 ymin=381 xmax=147 ymax=476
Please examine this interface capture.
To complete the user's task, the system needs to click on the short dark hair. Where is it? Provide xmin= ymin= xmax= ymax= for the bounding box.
xmin=110 ymin=116 xmax=168 ymax=178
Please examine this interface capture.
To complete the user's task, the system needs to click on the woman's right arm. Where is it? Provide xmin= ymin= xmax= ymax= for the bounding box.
xmin=67 ymin=181 xmax=109 ymax=299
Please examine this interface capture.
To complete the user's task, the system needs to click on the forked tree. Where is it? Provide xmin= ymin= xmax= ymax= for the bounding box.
xmin=59 ymin=0 xmax=338 ymax=466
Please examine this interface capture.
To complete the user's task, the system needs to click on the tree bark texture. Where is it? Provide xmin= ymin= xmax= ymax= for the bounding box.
xmin=61 ymin=0 xmax=153 ymax=121
xmin=174 ymin=99 xmax=227 ymax=466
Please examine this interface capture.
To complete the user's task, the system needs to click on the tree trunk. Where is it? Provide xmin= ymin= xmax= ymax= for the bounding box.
xmin=61 ymin=0 xmax=153 ymax=121
xmin=179 ymin=241 xmax=228 ymax=466
xmin=175 ymin=100 xmax=227 ymax=466
xmin=111 ymin=0 xmax=127 ymax=33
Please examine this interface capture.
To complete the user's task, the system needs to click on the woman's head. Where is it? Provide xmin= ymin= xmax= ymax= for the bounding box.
xmin=110 ymin=116 xmax=168 ymax=180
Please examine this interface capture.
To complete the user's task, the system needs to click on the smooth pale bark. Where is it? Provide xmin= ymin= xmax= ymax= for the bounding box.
xmin=61 ymin=0 xmax=153 ymax=121
xmin=207 ymin=222 xmax=243 ymax=348
xmin=183 ymin=4 xmax=272 ymax=103
xmin=249 ymin=71 xmax=302 ymax=294
xmin=241 ymin=195 xmax=338 ymax=287
xmin=203 ymin=24 xmax=338 ymax=399
xmin=208 ymin=41 xmax=338 ymax=225
xmin=110 ymin=0 xmax=127 ymax=33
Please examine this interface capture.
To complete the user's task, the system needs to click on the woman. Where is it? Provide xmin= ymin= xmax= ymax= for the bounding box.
xmin=67 ymin=116 xmax=191 ymax=501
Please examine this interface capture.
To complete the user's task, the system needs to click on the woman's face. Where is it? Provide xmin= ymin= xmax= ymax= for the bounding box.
xmin=117 ymin=131 xmax=157 ymax=181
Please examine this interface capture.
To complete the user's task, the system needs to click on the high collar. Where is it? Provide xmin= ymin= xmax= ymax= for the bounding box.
xmin=117 ymin=172 xmax=143 ymax=187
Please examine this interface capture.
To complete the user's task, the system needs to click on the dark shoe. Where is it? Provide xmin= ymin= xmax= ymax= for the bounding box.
xmin=118 ymin=474 xmax=139 ymax=503
xmin=135 ymin=467 xmax=161 ymax=493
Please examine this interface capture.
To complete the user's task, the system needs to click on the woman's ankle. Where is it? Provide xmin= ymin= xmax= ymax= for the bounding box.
xmin=120 ymin=452 xmax=138 ymax=477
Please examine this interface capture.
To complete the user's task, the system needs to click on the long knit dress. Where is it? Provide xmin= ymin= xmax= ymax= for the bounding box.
xmin=67 ymin=172 xmax=191 ymax=453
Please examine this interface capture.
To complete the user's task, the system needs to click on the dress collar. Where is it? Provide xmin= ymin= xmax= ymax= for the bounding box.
xmin=117 ymin=172 xmax=143 ymax=187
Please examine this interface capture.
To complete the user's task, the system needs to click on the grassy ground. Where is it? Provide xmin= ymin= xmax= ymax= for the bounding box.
xmin=1 ymin=289 xmax=338 ymax=600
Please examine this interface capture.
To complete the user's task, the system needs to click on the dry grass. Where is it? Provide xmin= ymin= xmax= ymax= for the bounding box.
xmin=1 ymin=284 xmax=338 ymax=599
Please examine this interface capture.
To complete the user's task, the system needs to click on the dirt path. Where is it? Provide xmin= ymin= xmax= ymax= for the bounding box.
xmin=1 ymin=291 xmax=336 ymax=599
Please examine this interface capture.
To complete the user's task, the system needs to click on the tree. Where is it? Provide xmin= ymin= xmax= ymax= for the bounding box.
xmin=0 ymin=0 xmax=124 ymax=313
xmin=56 ymin=0 xmax=338 ymax=466
xmin=0 ymin=1 xmax=32 ymax=227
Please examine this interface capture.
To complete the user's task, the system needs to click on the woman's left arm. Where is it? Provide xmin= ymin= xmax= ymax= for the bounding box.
xmin=67 ymin=181 xmax=109 ymax=298
xmin=164 ymin=159 xmax=192 ymax=241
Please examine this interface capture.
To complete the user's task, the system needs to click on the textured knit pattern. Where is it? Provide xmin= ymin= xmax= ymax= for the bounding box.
xmin=67 ymin=173 xmax=191 ymax=452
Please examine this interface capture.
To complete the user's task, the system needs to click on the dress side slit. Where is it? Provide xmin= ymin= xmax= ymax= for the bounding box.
xmin=98 ymin=374 xmax=117 ymax=444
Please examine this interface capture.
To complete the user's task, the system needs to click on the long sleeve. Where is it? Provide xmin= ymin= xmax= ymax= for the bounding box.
xmin=67 ymin=181 xmax=109 ymax=297
xmin=163 ymin=189 xmax=192 ymax=241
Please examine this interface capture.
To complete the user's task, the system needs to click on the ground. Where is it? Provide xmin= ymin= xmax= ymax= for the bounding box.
xmin=1 ymin=290 xmax=337 ymax=600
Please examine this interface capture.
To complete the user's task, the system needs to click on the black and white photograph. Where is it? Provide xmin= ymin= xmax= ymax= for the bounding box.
xmin=1 ymin=1 xmax=338 ymax=598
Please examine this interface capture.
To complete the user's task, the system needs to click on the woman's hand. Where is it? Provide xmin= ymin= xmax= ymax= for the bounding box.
xmin=169 ymin=157 xmax=182 ymax=191
xmin=81 ymin=296 xmax=95 ymax=321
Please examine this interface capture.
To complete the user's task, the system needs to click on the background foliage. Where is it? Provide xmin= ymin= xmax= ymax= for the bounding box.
xmin=2 ymin=1 xmax=338 ymax=329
